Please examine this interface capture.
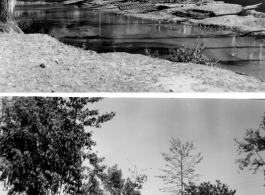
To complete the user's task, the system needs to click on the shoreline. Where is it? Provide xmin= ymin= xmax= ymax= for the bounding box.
xmin=2 ymin=1 xmax=265 ymax=92
xmin=60 ymin=2 xmax=265 ymax=81
xmin=87 ymin=1 xmax=265 ymax=38
xmin=1 ymin=33 xmax=265 ymax=92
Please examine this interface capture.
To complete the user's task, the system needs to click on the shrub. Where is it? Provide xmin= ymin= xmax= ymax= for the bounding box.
xmin=17 ymin=17 xmax=53 ymax=34
xmin=185 ymin=180 xmax=236 ymax=195
xmin=168 ymin=40 xmax=220 ymax=67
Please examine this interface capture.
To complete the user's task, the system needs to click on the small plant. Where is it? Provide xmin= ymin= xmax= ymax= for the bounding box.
xmin=168 ymin=40 xmax=220 ymax=67
xmin=144 ymin=47 xmax=159 ymax=58
xmin=17 ymin=17 xmax=53 ymax=34
xmin=82 ymin=40 xmax=93 ymax=50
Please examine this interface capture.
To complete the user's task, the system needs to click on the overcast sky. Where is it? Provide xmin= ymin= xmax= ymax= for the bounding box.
xmin=87 ymin=98 xmax=265 ymax=195
xmin=1 ymin=98 xmax=265 ymax=195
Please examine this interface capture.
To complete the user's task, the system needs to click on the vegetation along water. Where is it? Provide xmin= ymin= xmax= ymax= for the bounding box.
xmin=14 ymin=0 xmax=265 ymax=81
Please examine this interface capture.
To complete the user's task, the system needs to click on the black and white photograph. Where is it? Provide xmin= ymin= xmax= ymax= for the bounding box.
xmin=0 ymin=97 xmax=265 ymax=195
xmin=2 ymin=0 xmax=265 ymax=195
xmin=2 ymin=0 xmax=265 ymax=92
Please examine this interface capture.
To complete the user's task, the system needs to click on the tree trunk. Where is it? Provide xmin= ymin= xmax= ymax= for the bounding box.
xmin=0 ymin=0 xmax=23 ymax=33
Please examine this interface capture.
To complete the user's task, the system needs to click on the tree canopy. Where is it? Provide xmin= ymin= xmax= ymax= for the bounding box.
xmin=0 ymin=97 xmax=115 ymax=195
xmin=235 ymin=113 xmax=265 ymax=178
xmin=102 ymin=164 xmax=147 ymax=195
xmin=81 ymin=163 xmax=147 ymax=195
xmin=185 ymin=180 xmax=236 ymax=195
xmin=157 ymin=138 xmax=203 ymax=195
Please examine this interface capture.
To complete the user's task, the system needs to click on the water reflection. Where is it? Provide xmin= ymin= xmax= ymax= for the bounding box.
xmin=232 ymin=35 xmax=236 ymax=46
xmin=259 ymin=43 xmax=263 ymax=61
xmin=14 ymin=3 xmax=265 ymax=80
xmin=17 ymin=1 xmax=50 ymax=5
xmin=99 ymin=11 xmax=101 ymax=36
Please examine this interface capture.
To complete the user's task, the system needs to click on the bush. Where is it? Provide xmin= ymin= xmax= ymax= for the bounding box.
xmin=168 ymin=40 xmax=220 ymax=67
xmin=185 ymin=180 xmax=236 ymax=195
xmin=17 ymin=17 xmax=53 ymax=34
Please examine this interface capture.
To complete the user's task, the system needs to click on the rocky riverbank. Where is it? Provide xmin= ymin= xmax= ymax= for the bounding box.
xmin=87 ymin=0 xmax=265 ymax=38
xmin=1 ymin=33 xmax=265 ymax=92
xmin=2 ymin=0 xmax=265 ymax=92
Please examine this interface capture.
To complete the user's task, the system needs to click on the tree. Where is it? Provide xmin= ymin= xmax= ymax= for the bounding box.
xmin=157 ymin=138 xmax=203 ymax=195
xmin=81 ymin=154 xmax=107 ymax=195
xmin=235 ymin=113 xmax=265 ymax=179
xmin=102 ymin=164 xmax=147 ymax=195
xmin=0 ymin=0 xmax=22 ymax=33
xmin=185 ymin=180 xmax=236 ymax=195
xmin=103 ymin=165 xmax=125 ymax=195
xmin=127 ymin=159 xmax=148 ymax=191
xmin=124 ymin=160 xmax=148 ymax=195
xmin=0 ymin=97 xmax=115 ymax=195
xmin=81 ymin=173 xmax=105 ymax=195
xmin=122 ymin=178 xmax=141 ymax=195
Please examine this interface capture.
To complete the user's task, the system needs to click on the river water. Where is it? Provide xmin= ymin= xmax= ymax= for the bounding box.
xmin=14 ymin=2 xmax=265 ymax=80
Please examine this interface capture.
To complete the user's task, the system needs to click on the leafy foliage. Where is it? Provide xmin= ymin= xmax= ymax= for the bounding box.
xmin=81 ymin=172 xmax=105 ymax=195
xmin=127 ymin=160 xmax=148 ymax=191
xmin=168 ymin=40 xmax=220 ymax=67
xmin=123 ymin=177 xmax=144 ymax=195
xmin=235 ymin=114 xmax=265 ymax=176
xmin=157 ymin=138 xmax=203 ymax=195
xmin=100 ymin=164 xmax=147 ymax=195
xmin=185 ymin=180 xmax=236 ymax=195
xmin=0 ymin=97 xmax=115 ymax=195
xmin=104 ymin=165 xmax=125 ymax=195
xmin=17 ymin=17 xmax=53 ymax=34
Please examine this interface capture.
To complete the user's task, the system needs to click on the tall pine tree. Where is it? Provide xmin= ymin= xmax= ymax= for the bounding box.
xmin=157 ymin=138 xmax=203 ymax=195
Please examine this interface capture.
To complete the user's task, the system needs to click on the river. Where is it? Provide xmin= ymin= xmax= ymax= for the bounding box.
xmin=14 ymin=1 xmax=265 ymax=80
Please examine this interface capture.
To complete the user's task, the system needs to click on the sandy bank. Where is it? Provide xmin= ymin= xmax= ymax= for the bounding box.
xmin=1 ymin=33 xmax=265 ymax=92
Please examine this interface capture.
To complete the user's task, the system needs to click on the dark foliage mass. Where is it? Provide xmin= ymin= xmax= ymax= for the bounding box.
xmin=0 ymin=97 xmax=115 ymax=195
xmin=235 ymin=113 xmax=265 ymax=179
xmin=104 ymin=165 xmax=125 ymax=195
xmin=17 ymin=17 xmax=53 ymax=34
xmin=82 ymin=164 xmax=147 ymax=195
xmin=185 ymin=180 xmax=236 ymax=195
xmin=103 ymin=164 xmax=147 ymax=195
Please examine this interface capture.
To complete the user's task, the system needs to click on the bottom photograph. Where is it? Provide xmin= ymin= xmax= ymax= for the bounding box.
xmin=0 ymin=97 xmax=265 ymax=195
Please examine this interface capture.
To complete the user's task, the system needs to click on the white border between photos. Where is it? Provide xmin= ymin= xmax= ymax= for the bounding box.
xmin=1 ymin=93 xmax=265 ymax=99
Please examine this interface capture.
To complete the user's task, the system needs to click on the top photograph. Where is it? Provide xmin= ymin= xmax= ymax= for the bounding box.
xmin=1 ymin=0 xmax=265 ymax=92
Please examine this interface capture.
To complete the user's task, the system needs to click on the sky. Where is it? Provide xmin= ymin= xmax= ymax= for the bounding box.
xmin=1 ymin=98 xmax=265 ymax=195
xmin=87 ymin=98 xmax=265 ymax=195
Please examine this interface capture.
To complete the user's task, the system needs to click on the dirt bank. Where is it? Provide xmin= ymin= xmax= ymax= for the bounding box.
xmin=1 ymin=33 xmax=265 ymax=92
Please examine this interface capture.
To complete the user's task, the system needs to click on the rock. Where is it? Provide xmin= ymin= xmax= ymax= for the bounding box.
xmin=167 ymin=3 xmax=243 ymax=19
